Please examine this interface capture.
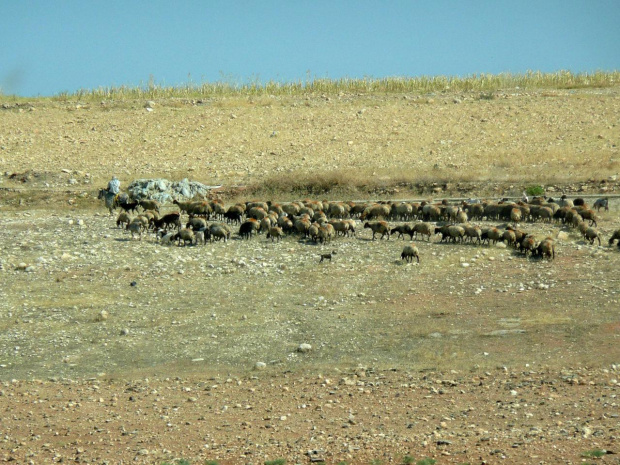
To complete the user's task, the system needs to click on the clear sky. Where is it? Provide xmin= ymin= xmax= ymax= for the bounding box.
xmin=1 ymin=0 xmax=619 ymax=97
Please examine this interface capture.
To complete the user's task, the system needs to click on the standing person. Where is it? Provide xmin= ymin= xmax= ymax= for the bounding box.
xmin=108 ymin=176 xmax=120 ymax=194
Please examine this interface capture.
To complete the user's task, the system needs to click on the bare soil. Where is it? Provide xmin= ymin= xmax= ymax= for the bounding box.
xmin=0 ymin=89 xmax=619 ymax=464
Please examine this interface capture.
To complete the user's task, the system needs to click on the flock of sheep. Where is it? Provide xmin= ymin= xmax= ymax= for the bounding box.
xmin=105 ymin=193 xmax=619 ymax=263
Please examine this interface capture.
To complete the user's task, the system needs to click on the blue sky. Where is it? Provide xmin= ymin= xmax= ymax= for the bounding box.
xmin=1 ymin=0 xmax=619 ymax=97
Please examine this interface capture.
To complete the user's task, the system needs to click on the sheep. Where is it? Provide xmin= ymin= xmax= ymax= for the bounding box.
xmin=584 ymin=227 xmax=602 ymax=246
xmin=186 ymin=217 xmax=207 ymax=231
xmin=361 ymin=204 xmax=391 ymax=221
xmin=506 ymin=226 xmax=527 ymax=245
xmin=463 ymin=225 xmax=482 ymax=244
xmin=224 ymin=205 xmax=244 ymax=224
xmin=434 ymin=225 xmax=464 ymax=243
xmin=151 ymin=212 xmax=181 ymax=231
xmin=576 ymin=208 xmax=598 ymax=227
xmin=553 ymin=206 xmax=571 ymax=224
xmin=502 ymin=229 xmax=517 ymax=247
xmin=138 ymin=199 xmax=160 ymax=213
xmin=343 ymin=219 xmax=357 ymax=237
xmin=329 ymin=220 xmax=350 ymax=237
xmin=282 ymin=203 xmax=301 ymax=216
xmin=317 ymin=224 xmax=335 ymax=244
xmin=328 ymin=202 xmax=348 ymax=218
xmin=510 ymin=208 xmax=522 ymax=224
xmin=247 ymin=206 xmax=268 ymax=221
xmin=609 ymin=229 xmax=620 ymax=246
xmin=364 ymin=221 xmax=390 ymax=240
xmin=481 ymin=227 xmax=503 ymax=245
xmin=294 ymin=218 xmax=312 ymax=238
xmin=530 ymin=206 xmax=553 ymax=223
xmin=401 ymin=244 xmax=420 ymax=263
xmin=118 ymin=199 xmax=139 ymax=214
xmin=577 ymin=221 xmax=589 ymax=239
xmin=412 ymin=222 xmax=434 ymax=242
xmin=130 ymin=215 xmax=149 ymax=232
xmin=246 ymin=201 xmax=269 ymax=212
xmin=157 ymin=229 xmax=175 ymax=246
xmin=573 ymin=198 xmax=586 ymax=207
xmin=400 ymin=242 xmax=420 ymax=263
xmin=455 ymin=209 xmax=468 ymax=224
xmin=278 ymin=214 xmax=294 ymax=230
xmin=349 ymin=202 xmax=369 ymax=218
xmin=422 ymin=204 xmax=441 ymax=221
xmin=446 ymin=225 xmax=465 ymax=243
xmin=390 ymin=224 xmax=414 ymax=240
xmin=519 ymin=235 xmax=537 ymax=257
xmin=259 ymin=216 xmax=273 ymax=234
xmin=126 ymin=221 xmax=143 ymax=240
xmin=172 ymin=228 xmax=195 ymax=246
xmin=116 ymin=212 xmax=132 ymax=229
xmin=268 ymin=203 xmax=284 ymax=216
xmin=209 ymin=223 xmax=230 ymax=242
xmin=319 ymin=251 xmax=337 ymax=263
xmin=266 ymin=226 xmax=284 ymax=242
xmin=465 ymin=202 xmax=485 ymax=221
xmin=239 ymin=219 xmax=260 ymax=239
xmin=172 ymin=199 xmax=195 ymax=215
xmin=557 ymin=195 xmax=574 ymax=208
xmin=194 ymin=230 xmax=206 ymax=245
xmin=593 ymin=197 xmax=609 ymax=212
xmin=444 ymin=205 xmax=459 ymax=222
xmin=142 ymin=210 xmax=159 ymax=224
xmin=536 ymin=238 xmax=555 ymax=260
xmin=308 ymin=223 xmax=320 ymax=242
xmin=187 ymin=201 xmax=212 ymax=218
xmin=210 ymin=200 xmax=226 ymax=219
xmin=391 ymin=202 xmax=413 ymax=221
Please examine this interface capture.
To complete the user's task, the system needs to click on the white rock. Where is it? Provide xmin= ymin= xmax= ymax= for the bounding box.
xmin=254 ymin=362 xmax=266 ymax=370
xmin=298 ymin=343 xmax=312 ymax=353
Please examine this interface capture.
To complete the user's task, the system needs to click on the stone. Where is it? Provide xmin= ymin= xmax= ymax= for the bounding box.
xmin=254 ymin=362 xmax=267 ymax=370
xmin=298 ymin=343 xmax=312 ymax=353
xmin=127 ymin=178 xmax=221 ymax=203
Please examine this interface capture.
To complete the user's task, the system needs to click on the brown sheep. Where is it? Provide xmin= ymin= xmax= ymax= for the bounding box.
xmin=138 ymin=199 xmax=160 ymax=213
xmin=412 ymin=222 xmax=434 ymax=241
xmin=266 ymin=226 xmax=284 ymax=242
xmin=401 ymin=244 xmax=420 ymax=263
xmin=463 ymin=225 xmax=482 ymax=244
xmin=116 ymin=212 xmax=132 ymax=229
xmin=364 ymin=221 xmax=391 ymax=240
xmin=317 ymin=224 xmax=335 ymax=244
xmin=609 ymin=229 xmax=620 ymax=246
xmin=584 ymin=227 xmax=602 ymax=246
xmin=536 ymin=238 xmax=555 ymax=260
xmin=519 ymin=235 xmax=537 ymax=257
xmin=391 ymin=224 xmax=414 ymax=240
xmin=172 ymin=228 xmax=195 ymax=246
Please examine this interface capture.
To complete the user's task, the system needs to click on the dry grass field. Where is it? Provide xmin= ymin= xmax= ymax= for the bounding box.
xmin=0 ymin=76 xmax=619 ymax=464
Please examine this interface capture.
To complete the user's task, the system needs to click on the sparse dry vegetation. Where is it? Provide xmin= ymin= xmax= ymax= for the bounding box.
xmin=0 ymin=73 xmax=619 ymax=464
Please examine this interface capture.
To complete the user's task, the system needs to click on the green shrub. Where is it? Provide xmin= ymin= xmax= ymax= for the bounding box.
xmin=416 ymin=459 xmax=436 ymax=465
xmin=525 ymin=185 xmax=545 ymax=196
xmin=581 ymin=449 xmax=607 ymax=458
xmin=264 ymin=459 xmax=286 ymax=465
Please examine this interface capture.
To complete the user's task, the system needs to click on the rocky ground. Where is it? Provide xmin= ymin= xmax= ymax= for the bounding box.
xmin=0 ymin=196 xmax=619 ymax=464
xmin=1 ymin=88 xmax=619 ymax=464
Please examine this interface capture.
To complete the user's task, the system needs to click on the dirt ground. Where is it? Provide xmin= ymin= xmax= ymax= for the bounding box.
xmin=1 ymin=88 xmax=619 ymax=464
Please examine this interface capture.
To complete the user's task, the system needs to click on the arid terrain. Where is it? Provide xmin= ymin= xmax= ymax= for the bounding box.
xmin=0 ymin=86 xmax=619 ymax=464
